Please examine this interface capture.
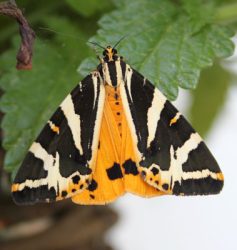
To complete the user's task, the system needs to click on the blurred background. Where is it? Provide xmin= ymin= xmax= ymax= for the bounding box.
xmin=0 ymin=1 xmax=237 ymax=250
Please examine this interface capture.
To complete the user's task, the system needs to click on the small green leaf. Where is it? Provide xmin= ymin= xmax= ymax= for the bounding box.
xmin=65 ymin=0 xmax=112 ymax=17
xmin=190 ymin=63 xmax=231 ymax=137
xmin=79 ymin=0 xmax=235 ymax=100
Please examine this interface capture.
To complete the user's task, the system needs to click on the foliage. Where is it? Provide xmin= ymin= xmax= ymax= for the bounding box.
xmin=0 ymin=0 xmax=236 ymax=174
xmin=190 ymin=63 xmax=232 ymax=137
xmin=79 ymin=0 xmax=235 ymax=99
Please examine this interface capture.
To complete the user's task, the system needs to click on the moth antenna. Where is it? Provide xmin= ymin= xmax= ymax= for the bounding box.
xmin=88 ymin=41 xmax=106 ymax=50
xmin=38 ymin=27 xmax=86 ymax=42
xmin=113 ymin=35 xmax=127 ymax=49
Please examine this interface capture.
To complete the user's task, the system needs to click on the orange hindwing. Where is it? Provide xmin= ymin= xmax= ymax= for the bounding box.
xmin=72 ymin=86 xmax=163 ymax=205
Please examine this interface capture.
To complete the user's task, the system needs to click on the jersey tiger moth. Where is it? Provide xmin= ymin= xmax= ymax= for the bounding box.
xmin=11 ymin=45 xmax=224 ymax=205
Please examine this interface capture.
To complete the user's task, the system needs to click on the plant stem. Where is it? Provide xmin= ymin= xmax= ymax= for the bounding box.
xmin=0 ymin=1 xmax=64 ymax=43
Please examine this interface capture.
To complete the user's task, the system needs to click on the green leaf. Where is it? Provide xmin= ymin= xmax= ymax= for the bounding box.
xmin=79 ymin=0 xmax=235 ymax=100
xmin=215 ymin=1 xmax=237 ymax=24
xmin=0 ymin=19 xmax=91 ymax=174
xmin=40 ymin=16 xmax=94 ymax=62
xmin=181 ymin=0 xmax=215 ymax=33
xmin=65 ymin=0 xmax=112 ymax=17
xmin=77 ymin=56 xmax=98 ymax=76
xmin=190 ymin=63 xmax=231 ymax=137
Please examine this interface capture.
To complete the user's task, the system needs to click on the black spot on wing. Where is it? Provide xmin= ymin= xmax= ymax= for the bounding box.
xmin=172 ymin=177 xmax=223 ymax=195
xmin=87 ymin=179 xmax=98 ymax=191
xmin=90 ymin=194 xmax=95 ymax=199
xmin=151 ymin=167 xmax=159 ymax=175
xmin=61 ymin=190 xmax=67 ymax=197
xmin=106 ymin=163 xmax=123 ymax=180
xmin=12 ymin=186 xmax=56 ymax=205
xmin=72 ymin=175 xmax=80 ymax=184
xmin=114 ymin=92 xmax=119 ymax=100
xmin=182 ymin=142 xmax=221 ymax=173
xmin=14 ymin=152 xmax=47 ymax=183
xmin=122 ymin=159 xmax=139 ymax=175
xmin=162 ymin=183 xmax=169 ymax=190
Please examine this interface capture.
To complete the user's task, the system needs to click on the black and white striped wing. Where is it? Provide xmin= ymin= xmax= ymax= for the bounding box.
xmin=120 ymin=66 xmax=224 ymax=195
xmin=12 ymin=71 xmax=105 ymax=204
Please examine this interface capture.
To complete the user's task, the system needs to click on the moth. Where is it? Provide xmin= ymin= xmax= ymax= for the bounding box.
xmin=12 ymin=45 xmax=224 ymax=205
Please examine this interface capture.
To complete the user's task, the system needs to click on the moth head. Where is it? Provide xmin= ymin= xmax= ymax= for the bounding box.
xmin=103 ymin=46 xmax=118 ymax=62
xmin=100 ymin=46 xmax=126 ymax=87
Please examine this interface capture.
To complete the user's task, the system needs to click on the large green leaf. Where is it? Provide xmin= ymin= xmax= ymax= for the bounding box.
xmin=190 ymin=63 xmax=232 ymax=137
xmin=0 ymin=19 xmax=91 ymax=174
xmin=65 ymin=0 xmax=112 ymax=17
xmin=79 ymin=0 xmax=235 ymax=100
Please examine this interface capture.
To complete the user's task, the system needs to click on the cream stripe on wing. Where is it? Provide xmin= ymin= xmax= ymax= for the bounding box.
xmin=88 ymin=73 xmax=105 ymax=166
xmin=168 ymin=133 xmax=203 ymax=185
xmin=60 ymin=94 xmax=83 ymax=154
xmin=182 ymin=169 xmax=222 ymax=180
xmin=92 ymin=74 xmax=98 ymax=108
xmin=16 ymin=143 xmax=56 ymax=191
xmin=146 ymin=88 xmax=166 ymax=148
xmin=125 ymin=65 xmax=133 ymax=96
xmin=156 ymin=133 xmax=222 ymax=189
xmin=115 ymin=60 xmax=123 ymax=85
xmin=104 ymin=63 xmax=112 ymax=85
xmin=29 ymin=142 xmax=53 ymax=165
xmin=120 ymin=67 xmax=142 ymax=160
xmin=176 ymin=132 xmax=202 ymax=164
xmin=17 ymin=142 xmax=69 ymax=192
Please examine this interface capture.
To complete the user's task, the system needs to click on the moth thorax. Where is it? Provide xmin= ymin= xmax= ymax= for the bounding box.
xmin=102 ymin=60 xmax=124 ymax=87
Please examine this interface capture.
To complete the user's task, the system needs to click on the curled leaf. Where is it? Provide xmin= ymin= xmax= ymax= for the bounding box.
xmin=0 ymin=0 xmax=35 ymax=70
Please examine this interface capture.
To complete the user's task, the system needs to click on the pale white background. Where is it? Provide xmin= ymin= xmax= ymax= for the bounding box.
xmin=106 ymin=39 xmax=237 ymax=250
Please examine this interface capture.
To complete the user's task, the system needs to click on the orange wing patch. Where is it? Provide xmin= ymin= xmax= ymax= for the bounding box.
xmin=72 ymin=86 xmax=125 ymax=204
xmin=121 ymin=109 xmax=164 ymax=197
xmin=72 ymin=86 xmax=162 ymax=204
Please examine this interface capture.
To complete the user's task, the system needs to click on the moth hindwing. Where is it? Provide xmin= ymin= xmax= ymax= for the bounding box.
xmin=12 ymin=45 xmax=224 ymax=205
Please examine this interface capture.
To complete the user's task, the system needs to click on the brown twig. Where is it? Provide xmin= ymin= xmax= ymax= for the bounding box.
xmin=0 ymin=0 xmax=35 ymax=70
